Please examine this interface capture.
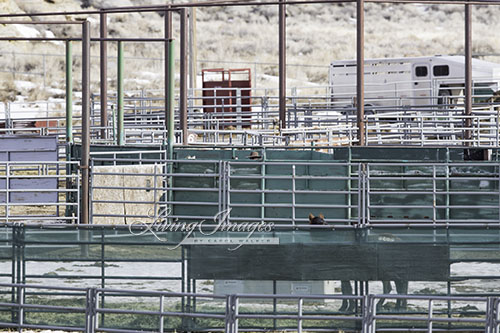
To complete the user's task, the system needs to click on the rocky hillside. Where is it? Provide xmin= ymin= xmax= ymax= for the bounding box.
xmin=1 ymin=0 xmax=499 ymax=100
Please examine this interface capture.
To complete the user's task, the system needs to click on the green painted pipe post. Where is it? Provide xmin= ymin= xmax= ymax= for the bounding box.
xmin=166 ymin=40 xmax=175 ymax=211
xmin=65 ymin=40 xmax=73 ymax=218
xmin=65 ymin=40 xmax=73 ymax=143
xmin=117 ymin=41 xmax=124 ymax=145
xmin=111 ymin=104 xmax=116 ymax=145
xmin=167 ymin=40 xmax=175 ymax=160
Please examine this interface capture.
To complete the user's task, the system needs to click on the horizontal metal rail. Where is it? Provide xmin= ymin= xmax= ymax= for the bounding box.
xmin=3 ymin=87 xmax=500 ymax=147
xmin=0 ymin=283 xmax=499 ymax=332
xmin=87 ymin=158 xmax=500 ymax=228
xmin=0 ymin=161 xmax=80 ymax=224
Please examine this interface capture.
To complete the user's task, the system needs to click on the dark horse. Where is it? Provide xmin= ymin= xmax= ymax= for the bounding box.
xmin=309 ymin=214 xmax=408 ymax=312
xmin=377 ymin=280 xmax=408 ymax=311
xmin=338 ymin=280 xmax=409 ymax=312
xmin=308 ymin=213 xmax=326 ymax=225
xmin=309 ymin=213 xmax=357 ymax=312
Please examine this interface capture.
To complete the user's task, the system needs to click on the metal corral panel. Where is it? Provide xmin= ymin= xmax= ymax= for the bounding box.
xmin=201 ymin=68 xmax=252 ymax=127
xmin=173 ymin=146 xmax=484 ymax=162
xmin=71 ymin=144 xmax=163 ymax=163
xmin=0 ymin=178 xmax=57 ymax=203
xmin=188 ymin=243 xmax=449 ymax=281
xmin=76 ymin=145 xmax=495 ymax=163
xmin=84 ymin=145 xmax=500 ymax=225
xmin=0 ymin=136 xmax=58 ymax=203
xmin=367 ymin=163 xmax=500 ymax=222
xmin=214 ymin=280 xmax=336 ymax=296
xmin=0 ymin=135 xmax=57 ymax=161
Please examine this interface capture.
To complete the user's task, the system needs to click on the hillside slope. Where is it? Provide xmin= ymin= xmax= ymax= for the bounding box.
xmin=0 ymin=0 xmax=499 ymax=99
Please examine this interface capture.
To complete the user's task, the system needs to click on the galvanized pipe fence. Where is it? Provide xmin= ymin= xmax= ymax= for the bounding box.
xmin=0 ymin=160 xmax=80 ymax=224
xmin=86 ymin=107 xmax=500 ymax=147
xmin=88 ymin=154 xmax=500 ymax=227
xmin=2 ymin=86 xmax=500 ymax=147
xmin=1 ymin=155 xmax=499 ymax=227
xmin=1 ymin=283 xmax=500 ymax=332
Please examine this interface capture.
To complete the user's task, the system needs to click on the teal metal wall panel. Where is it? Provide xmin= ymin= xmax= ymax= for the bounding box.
xmin=188 ymin=244 xmax=378 ymax=280
xmin=81 ymin=145 xmax=500 ymax=225
xmin=188 ymin=243 xmax=449 ymax=281
xmin=377 ymin=244 xmax=449 ymax=281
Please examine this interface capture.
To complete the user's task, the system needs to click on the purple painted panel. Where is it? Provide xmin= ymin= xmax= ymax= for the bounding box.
xmin=0 ymin=178 xmax=57 ymax=203
xmin=0 ymin=136 xmax=57 ymax=152
xmin=10 ymin=151 xmax=58 ymax=162
xmin=0 ymin=136 xmax=58 ymax=204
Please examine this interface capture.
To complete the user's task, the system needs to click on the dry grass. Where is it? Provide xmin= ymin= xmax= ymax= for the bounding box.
xmin=0 ymin=0 xmax=500 ymax=101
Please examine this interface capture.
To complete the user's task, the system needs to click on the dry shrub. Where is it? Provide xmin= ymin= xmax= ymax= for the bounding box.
xmin=0 ymin=76 xmax=18 ymax=102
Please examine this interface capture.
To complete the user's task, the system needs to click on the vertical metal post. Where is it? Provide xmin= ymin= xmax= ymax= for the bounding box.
xmin=357 ymin=0 xmax=365 ymax=146
xmin=225 ymin=295 xmax=232 ymax=333
xmin=428 ymin=299 xmax=433 ymax=332
xmin=292 ymin=164 xmax=296 ymax=226
xmin=117 ymin=41 xmax=124 ymax=146
xmin=272 ymin=281 xmax=277 ymax=330
xmin=189 ymin=8 xmax=198 ymax=90
xmin=165 ymin=9 xmax=175 ymax=155
xmin=10 ymin=223 xmax=16 ymax=322
xmin=279 ymin=0 xmax=286 ymax=129
xmin=370 ymin=295 xmax=377 ymax=333
xmin=66 ymin=40 xmax=73 ymax=143
xmin=234 ymin=296 xmax=239 ymax=333
xmin=465 ymin=2 xmax=472 ymax=146
xmin=260 ymin=152 xmax=266 ymax=222
xmin=100 ymin=11 xmax=108 ymax=140
xmin=81 ymin=20 xmax=91 ymax=225
xmin=180 ymin=8 xmax=188 ymax=145
xmin=85 ymin=288 xmax=97 ymax=333
xmin=297 ymin=298 xmax=303 ymax=333
xmin=17 ymin=286 xmax=23 ymax=329
xmin=159 ymin=295 xmax=165 ymax=332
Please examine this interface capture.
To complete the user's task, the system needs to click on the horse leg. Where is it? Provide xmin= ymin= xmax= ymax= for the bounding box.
xmin=339 ymin=280 xmax=353 ymax=312
xmin=376 ymin=281 xmax=392 ymax=311
xmin=395 ymin=280 xmax=408 ymax=311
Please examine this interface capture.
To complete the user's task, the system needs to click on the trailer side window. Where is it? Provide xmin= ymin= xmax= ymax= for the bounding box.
xmin=415 ymin=66 xmax=428 ymax=77
xmin=433 ymin=65 xmax=449 ymax=76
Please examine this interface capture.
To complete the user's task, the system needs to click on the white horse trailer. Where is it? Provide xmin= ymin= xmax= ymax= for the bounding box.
xmin=329 ymin=55 xmax=500 ymax=108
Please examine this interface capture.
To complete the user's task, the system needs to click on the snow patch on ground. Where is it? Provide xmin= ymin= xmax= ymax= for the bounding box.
xmin=125 ymin=78 xmax=151 ymax=86
xmin=46 ymin=87 xmax=66 ymax=96
xmin=44 ymin=29 xmax=63 ymax=46
xmin=14 ymin=80 xmax=37 ymax=91
xmin=139 ymin=71 xmax=162 ymax=80
xmin=13 ymin=24 xmax=40 ymax=38
xmin=0 ymin=98 xmax=66 ymax=119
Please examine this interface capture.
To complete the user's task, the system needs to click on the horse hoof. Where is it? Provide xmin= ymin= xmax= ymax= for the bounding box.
xmin=339 ymin=301 xmax=349 ymax=312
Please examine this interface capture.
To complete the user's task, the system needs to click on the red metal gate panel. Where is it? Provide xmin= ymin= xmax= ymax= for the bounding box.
xmin=202 ymin=68 xmax=252 ymax=127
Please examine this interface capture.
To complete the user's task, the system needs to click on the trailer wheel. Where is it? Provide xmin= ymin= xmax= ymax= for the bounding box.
xmin=364 ymin=104 xmax=375 ymax=115
xmin=438 ymin=89 xmax=452 ymax=106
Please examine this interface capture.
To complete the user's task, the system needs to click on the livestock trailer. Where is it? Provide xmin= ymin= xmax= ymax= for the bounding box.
xmin=329 ymin=55 xmax=500 ymax=107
